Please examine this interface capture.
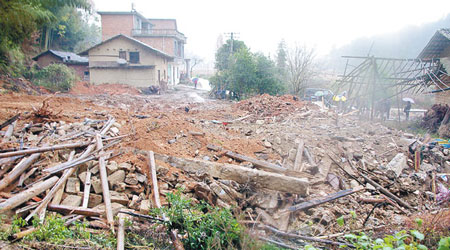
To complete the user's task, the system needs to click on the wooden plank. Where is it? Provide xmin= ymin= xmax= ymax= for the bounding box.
xmin=82 ymin=171 xmax=92 ymax=208
xmin=148 ymin=151 xmax=161 ymax=208
xmin=293 ymin=140 xmax=304 ymax=171
xmin=117 ymin=214 xmax=125 ymax=250
xmin=0 ymin=113 xmax=20 ymax=130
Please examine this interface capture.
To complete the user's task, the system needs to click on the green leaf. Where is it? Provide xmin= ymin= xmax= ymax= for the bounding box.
xmin=336 ymin=216 xmax=345 ymax=227
xmin=410 ymin=230 xmax=424 ymax=241
xmin=415 ymin=218 xmax=423 ymax=227
xmin=417 ymin=244 xmax=428 ymax=250
xmin=350 ymin=211 xmax=357 ymax=219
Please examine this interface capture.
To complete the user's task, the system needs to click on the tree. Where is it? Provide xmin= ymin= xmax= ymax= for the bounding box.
xmin=275 ymin=39 xmax=287 ymax=73
xmin=286 ymin=44 xmax=315 ymax=96
xmin=190 ymin=56 xmax=203 ymax=77
xmin=211 ymin=39 xmax=285 ymax=99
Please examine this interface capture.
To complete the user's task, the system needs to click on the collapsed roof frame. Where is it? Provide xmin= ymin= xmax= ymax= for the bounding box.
xmin=335 ymin=55 xmax=450 ymax=119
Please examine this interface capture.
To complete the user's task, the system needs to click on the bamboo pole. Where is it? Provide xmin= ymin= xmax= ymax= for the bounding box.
xmin=117 ymin=214 xmax=125 ymax=250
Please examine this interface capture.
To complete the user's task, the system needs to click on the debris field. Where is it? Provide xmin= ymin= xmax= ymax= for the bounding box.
xmin=0 ymin=87 xmax=449 ymax=249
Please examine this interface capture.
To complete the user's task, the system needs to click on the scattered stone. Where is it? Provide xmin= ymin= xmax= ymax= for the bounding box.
xmin=108 ymin=170 xmax=125 ymax=188
xmin=65 ymin=177 xmax=80 ymax=194
xmin=139 ymin=199 xmax=151 ymax=214
xmin=61 ymin=195 xmax=82 ymax=207
xmin=106 ymin=161 xmax=118 ymax=175
xmin=118 ymin=162 xmax=132 ymax=171
xmin=91 ymin=177 xmax=103 ymax=194
xmin=110 ymin=191 xmax=129 ymax=205
xmin=124 ymin=173 xmax=138 ymax=185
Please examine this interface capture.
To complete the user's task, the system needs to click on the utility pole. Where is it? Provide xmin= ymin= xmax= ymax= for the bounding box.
xmin=224 ymin=32 xmax=240 ymax=54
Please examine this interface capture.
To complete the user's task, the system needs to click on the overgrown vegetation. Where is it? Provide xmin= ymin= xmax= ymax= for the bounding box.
xmin=32 ymin=64 xmax=77 ymax=92
xmin=0 ymin=0 xmax=99 ymax=76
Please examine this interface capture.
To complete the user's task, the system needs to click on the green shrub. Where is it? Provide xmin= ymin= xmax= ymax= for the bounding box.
xmin=151 ymin=191 xmax=243 ymax=250
xmin=33 ymin=63 xmax=76 ymax=92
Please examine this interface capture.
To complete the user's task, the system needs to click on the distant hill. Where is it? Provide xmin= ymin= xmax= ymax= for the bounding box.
xmin=322 ymin=14 xmax=450 ymax=73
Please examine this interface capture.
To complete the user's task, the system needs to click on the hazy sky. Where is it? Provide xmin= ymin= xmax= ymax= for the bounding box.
xmin=93 ymin=0 xmax=450 ymax=61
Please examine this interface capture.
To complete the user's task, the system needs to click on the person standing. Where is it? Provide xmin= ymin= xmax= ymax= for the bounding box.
xmin=404 ymin=101 xmax=412 ymax=121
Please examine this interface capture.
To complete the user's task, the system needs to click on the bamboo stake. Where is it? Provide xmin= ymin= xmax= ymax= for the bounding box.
xmin=0 ymin=176 xmax=59 ymax=212
xmin=117 ymin=214 xmax=125 ymax=250
xmin=0 ymin=153 xmax=40 ymax=191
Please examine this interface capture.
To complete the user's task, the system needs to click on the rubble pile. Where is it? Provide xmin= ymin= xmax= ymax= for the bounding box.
xmin=235 ymin=94 xmax=307 ymax=120
xmin=421 ymin=104 xmax=449 ymax=132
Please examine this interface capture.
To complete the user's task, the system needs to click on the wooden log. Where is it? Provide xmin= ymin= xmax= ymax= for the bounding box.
xmin=96 ymin=134 xmax=114 ymax=230
xmin=26 ymin=152 xmax=76 ymax=221
xmin=2 ymin=120 xmax=17 ymax=143
xmin=289 ymin=186 xmax=364 ymax=212
xmin=117 ymin=213 xmax=125 ymax=250
xmin=0 ymin=176 xmax=59 ymax=212
xmin=206 ymin=144 xmax=222 ymax=152
xmin=148 ymin=151 xmax=161 ymax=208
xmin=293 ymin=140 xmax=304 ymax=171
xmin=155 ymin=154 xmax=309 ymax=195
xmin=0 ymin=142 xmax=90 ymax=158
xmin=225 ymin=150 xmax=286 ymax=173
xmin=46 ymin=204 xmax=103 ymax=217
xmin=0 ymin=153 xmax=40 ymax=191
xmin=18 ymin=167 xmax=37 ymax=187
xmin=303 ymin=147 xmax=316 ymax=167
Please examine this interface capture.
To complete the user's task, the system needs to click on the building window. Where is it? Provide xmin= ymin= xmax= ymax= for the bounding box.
xmin=119 ymin=51 xmax=126 ymax=60
xmin=129 ymin=52 xmax=140 ymax=63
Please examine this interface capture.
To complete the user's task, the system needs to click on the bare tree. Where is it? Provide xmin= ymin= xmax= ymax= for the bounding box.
xmin=190 ymin=57 xmax=203 ymax=77
xmin=286 ymin=44 xmax=315 ymax=95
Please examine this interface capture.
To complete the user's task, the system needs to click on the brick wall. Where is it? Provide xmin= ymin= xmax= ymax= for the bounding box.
xmin=101 ymin=15 xmax=134 ymax=40
xmin=135 ymin=37 xmax=175 ymax=57
xmin=68 ymin=64 xmax=89 ymax=80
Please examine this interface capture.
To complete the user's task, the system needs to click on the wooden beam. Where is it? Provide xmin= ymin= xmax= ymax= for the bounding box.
xmin=148 ymin=151 xmax=161 ymax=208
xmin=96 ymin=134 xmax=114 ymax=231
xmin=225 ymin=151 xmax=286 ymax=173
xmin=288 ymin=186 xmax=364 ymax=212
xmin=46 ymin=204 xmax=103 ymax=217
xmin=0 ymin=153 xmax=41 ymax=191
xmin=155 ymin=154 xmax=309 ymax=195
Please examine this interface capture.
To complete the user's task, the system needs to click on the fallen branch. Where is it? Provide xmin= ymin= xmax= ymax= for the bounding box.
xmin=46 ymin=204 xmax=103 ymax=217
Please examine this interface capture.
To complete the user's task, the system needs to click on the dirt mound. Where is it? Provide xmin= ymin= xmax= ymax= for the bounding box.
xmin=70 ymin=81 xmax=141 ymax=95
xmin=0 ymin=75 xmax=42 ymax=95
xmin=235 ymin=94 xmax=305 ymax=118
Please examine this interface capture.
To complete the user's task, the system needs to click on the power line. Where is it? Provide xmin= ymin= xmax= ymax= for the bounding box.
xmin=224 ymin=32 xmax=240 ymax=53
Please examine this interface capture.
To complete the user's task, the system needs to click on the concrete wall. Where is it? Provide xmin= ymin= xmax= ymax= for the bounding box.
xmin=101 ymin=15 xmax=134 ymax=41
xmin=88 ymin=36 xmax=169 ymax=87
